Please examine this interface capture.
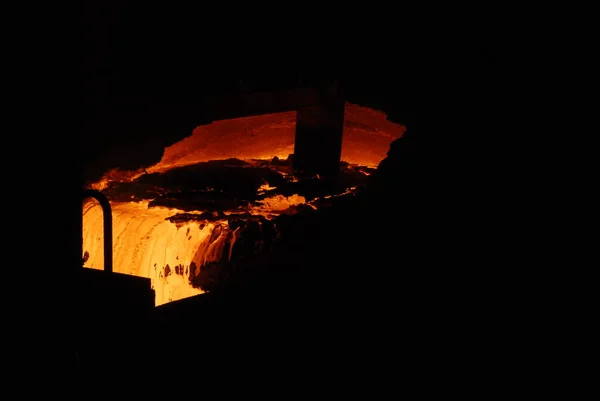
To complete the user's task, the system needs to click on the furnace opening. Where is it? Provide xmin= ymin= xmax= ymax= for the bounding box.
xmin=83 ymin=102 xmax=405 ymax=305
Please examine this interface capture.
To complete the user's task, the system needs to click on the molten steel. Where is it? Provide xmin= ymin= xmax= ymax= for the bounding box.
xmin=83 ymin=102 xmax=405 ymax=305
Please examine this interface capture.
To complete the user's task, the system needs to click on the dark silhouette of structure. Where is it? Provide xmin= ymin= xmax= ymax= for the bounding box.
xmin=78 ymin=190 xmax=154 ymax=368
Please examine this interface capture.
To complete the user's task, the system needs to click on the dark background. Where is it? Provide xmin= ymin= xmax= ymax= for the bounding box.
xmin=64 ymin=2 xmax=511 ymax=386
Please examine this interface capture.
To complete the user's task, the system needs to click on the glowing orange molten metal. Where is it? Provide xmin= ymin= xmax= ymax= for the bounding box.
xmin=84 ymin=102 xmax=405 ymax=306
xmin=143 ymin=102 xmax=403 ymax=175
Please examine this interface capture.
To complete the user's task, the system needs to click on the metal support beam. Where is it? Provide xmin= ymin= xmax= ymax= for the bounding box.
xmin=293 ymin=83 xmax=345 ymax=176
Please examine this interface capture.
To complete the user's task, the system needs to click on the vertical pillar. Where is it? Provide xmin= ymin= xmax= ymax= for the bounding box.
xmin=293 ymin=82 xmax=345 ymax=176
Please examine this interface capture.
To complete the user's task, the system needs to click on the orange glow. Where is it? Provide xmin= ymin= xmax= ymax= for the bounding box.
xmin=83 ymin=195 xmax=310 ymax=305
xmin=147 ymin=102 xmax=405 ymax=174
xmin=83 ymin=102 xmax=404 ymax=305
xmin=83 ymin=200 xmax=210 ymax=305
